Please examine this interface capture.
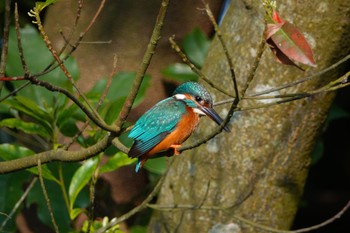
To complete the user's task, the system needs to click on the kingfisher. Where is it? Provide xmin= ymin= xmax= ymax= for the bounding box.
xmin=128 ymin=82 xmax=230 ymax=172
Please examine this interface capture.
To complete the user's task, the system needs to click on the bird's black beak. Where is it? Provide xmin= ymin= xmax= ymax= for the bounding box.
xmin=201 ymin=106 xmax=230 ymax=132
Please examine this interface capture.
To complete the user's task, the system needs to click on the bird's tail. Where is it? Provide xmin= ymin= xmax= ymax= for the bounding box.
xmin=135 ymin=158 xmax=145 ymax=173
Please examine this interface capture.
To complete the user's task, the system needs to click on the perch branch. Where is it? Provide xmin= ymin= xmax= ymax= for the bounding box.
xmin=0 ymin=134 xmax=110 ymax=174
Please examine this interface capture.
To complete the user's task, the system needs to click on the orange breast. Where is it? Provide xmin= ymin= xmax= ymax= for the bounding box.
xmin=147 ymin=106 xmax=199 ymax=155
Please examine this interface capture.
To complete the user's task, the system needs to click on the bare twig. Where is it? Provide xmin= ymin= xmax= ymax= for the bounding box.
xmin=169 ymin=36 xmax=234 ymax=97
xmin=202 ymin=1 xmax=240 ymax=102
xmin=27 ymin=76 xmax=117 ymax=132
xmin=87 ymin=168 xmax=99 ymax=233
xmin=242 ymin=22 xmax=266 ymax=92
xmin=0 ymin=177 xmax=37 ymax=231
xmin=179 ymin=1 xmax=246 ymax=152
xmin=233 ymin=199 xmax=350 ymax=233
xmin=38 ymin=160 xmax=60 ymax=233
xmin=32 ymin=10 xmax=105 ymax=123
xmin=14 ymin=3 xmax=30 ymax=76
xmin=147 ymin=198 xmax=350 ymax=233
xmin=64 ymin=54 xmax=119 ymax=149
xmin=95 ymin=165 xmax=169 ymax=233
xmin=251 ymin=53 xmax=350 ymax=97
xmin=115 ymin=0 xmax=170 ymax=128
xmin=0 ymin=0 xmax=11 ymax=79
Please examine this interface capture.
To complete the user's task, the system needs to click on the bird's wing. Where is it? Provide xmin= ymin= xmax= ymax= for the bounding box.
xmin=128 ymin=97 xmax=185 ymax=158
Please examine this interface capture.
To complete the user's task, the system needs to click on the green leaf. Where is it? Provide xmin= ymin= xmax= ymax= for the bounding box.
xmin=182 ymin=28 xmax=210 ymax=67
xmin=88 ymin=72 xmax=150 ymax=107
xmin=69 ymin=157 xmax=99 ymax=211
xmin=86 ymin=72 xmax=150 ymax=125
xmin=328 ymin=104 xmax=350 ymax=122
xmin=0 ymin=118 xmax=50 ymax=138
xmin=100 ymin=152 xmax=135 ymax=173
xmin=70 ymin=208 xmax=84 ymax=220
xmin=130 ymin=226 xmax=148 ymax=233
xmin=0 ymin=171 xmax=31 ymax=231
xmin=27 ymin=166 xmax=59 ymax=183
xmin=144 ymin=157 xmax=167 ymax=175
xmin=58 ymin=118 xmax=80 ymax=137
xmin=35 ymin=0 xmax=58 ymax=12
xmin=0 ymin=144 xmax=58 ymax=183
xmin=267 ymin=18 xmax=316 ymax=67
xmin=103 ymin=98 xmax=125 ymax=125
xmin=311 ymin=139 xmax=324 ymax=165
xmin=26 ymin=175 xmax=73 ymax=232
xmin=57 ymin=103 xmax=85 ymax=127
xmin=0 ymin=144 xmax=34 ymax=160
xmin=162 ymin=63 xmax=198 ymax=82
xmin=6 ymin=25 xmax=79 ymax=107
xmin=3 ymin=96 xmax=53 ymax=136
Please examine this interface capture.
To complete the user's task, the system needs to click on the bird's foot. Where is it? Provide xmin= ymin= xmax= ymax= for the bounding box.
xmin=170 ymin=144 xmax=181 ymax=155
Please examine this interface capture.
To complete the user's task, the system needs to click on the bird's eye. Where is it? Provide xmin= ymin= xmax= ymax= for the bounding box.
xmin=195 ymin=96 xmax=205 ymax=105
xmin=195 ymin=96 xmax=202 ymax=102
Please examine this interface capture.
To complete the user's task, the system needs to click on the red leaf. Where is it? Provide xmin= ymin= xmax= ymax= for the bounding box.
xmin=266 ymin=23 xmax=284 ymax=39
xmin=270 ymin=21 xmax=316 ymax=67
xmin=265 ymin=9 xmax=316 ymax=68
xmin=272 ymin=10 xmax=283 ymax=23
xmin=267 ymin=38 xmax=304 ymax=70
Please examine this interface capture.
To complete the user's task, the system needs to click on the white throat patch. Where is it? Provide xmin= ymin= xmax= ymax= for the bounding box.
xmin=193 ymin=108 xmax=206 ymax=116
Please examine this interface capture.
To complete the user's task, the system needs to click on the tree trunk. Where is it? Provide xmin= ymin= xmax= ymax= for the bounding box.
xmin=149 ymin=1 xmax=350 ymax=232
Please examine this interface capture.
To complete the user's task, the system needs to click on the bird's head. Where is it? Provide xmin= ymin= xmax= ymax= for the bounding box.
xmin=173 ymin=82 xmax=230 ymax=132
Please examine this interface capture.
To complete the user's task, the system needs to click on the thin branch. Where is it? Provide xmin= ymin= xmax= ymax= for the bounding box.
xmin=58 ymin=163 xmax=71 ymax=214
xmin=0 ymin=134 xmax=110 ymax=174
xmin=147 ymin=198 xmax=350 ymax=233
xmin=233 ymin=199 xmax=350 ymax=233
xmin=87 ymin=167 xmax=98 ymax=233
xmin=214 ymin=69 xmax=350 ymax=111
xmin=30 ymin=11 xmax=105 ymax=125
xmin=202 ymin=1 xmax=240 ymax=102
xmin=64 ymin=54 xmax=118 ymax=149
xmin=0 ymin=0 xmax=11 ymax=78
xmin=57 ymin=0 xmax=84 ymax=53
xmin=26 ymin=76 xmax=117 ymax=132
xmin=115 ymin=0 xmax=170 ymax=128
xmin=251 ymin=53 xmax=350 ymax=97
xmin=35 ymin=0 xmax=106 ymax=77
xmin=111 ymin=138 xmax=129 ymax=154
xmin=179 ymin=2 xmax=248 ymax=153
xmin=0 ymin=0 xmax=104 ymax=100
xmin=14 ymin=3 xmax=30 ymax=76
xmin=98 ymin=55 xmax=118 ymax=108
xmin=242 ymin=23 xmax=266 ymax=93
xmin=169 ymin=36 xmax=234 ymax=97
xmin=95 ymin=167 xmax=169 ymax=233
xmin=38 ymin=160 xmax=60 ymax=233
xmin=0 ymin=177 xmax=37 ymax=231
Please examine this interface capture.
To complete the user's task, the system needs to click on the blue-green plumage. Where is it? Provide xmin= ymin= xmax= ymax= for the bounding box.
xmin=128 ymin=97 xmax=187 ymax=158
xmin=128 ymin=82 xmax=230 ymax=172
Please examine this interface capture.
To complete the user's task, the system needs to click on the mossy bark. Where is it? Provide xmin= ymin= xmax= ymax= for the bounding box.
xmin=149 ymin=1 xmax=350 ymax=232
